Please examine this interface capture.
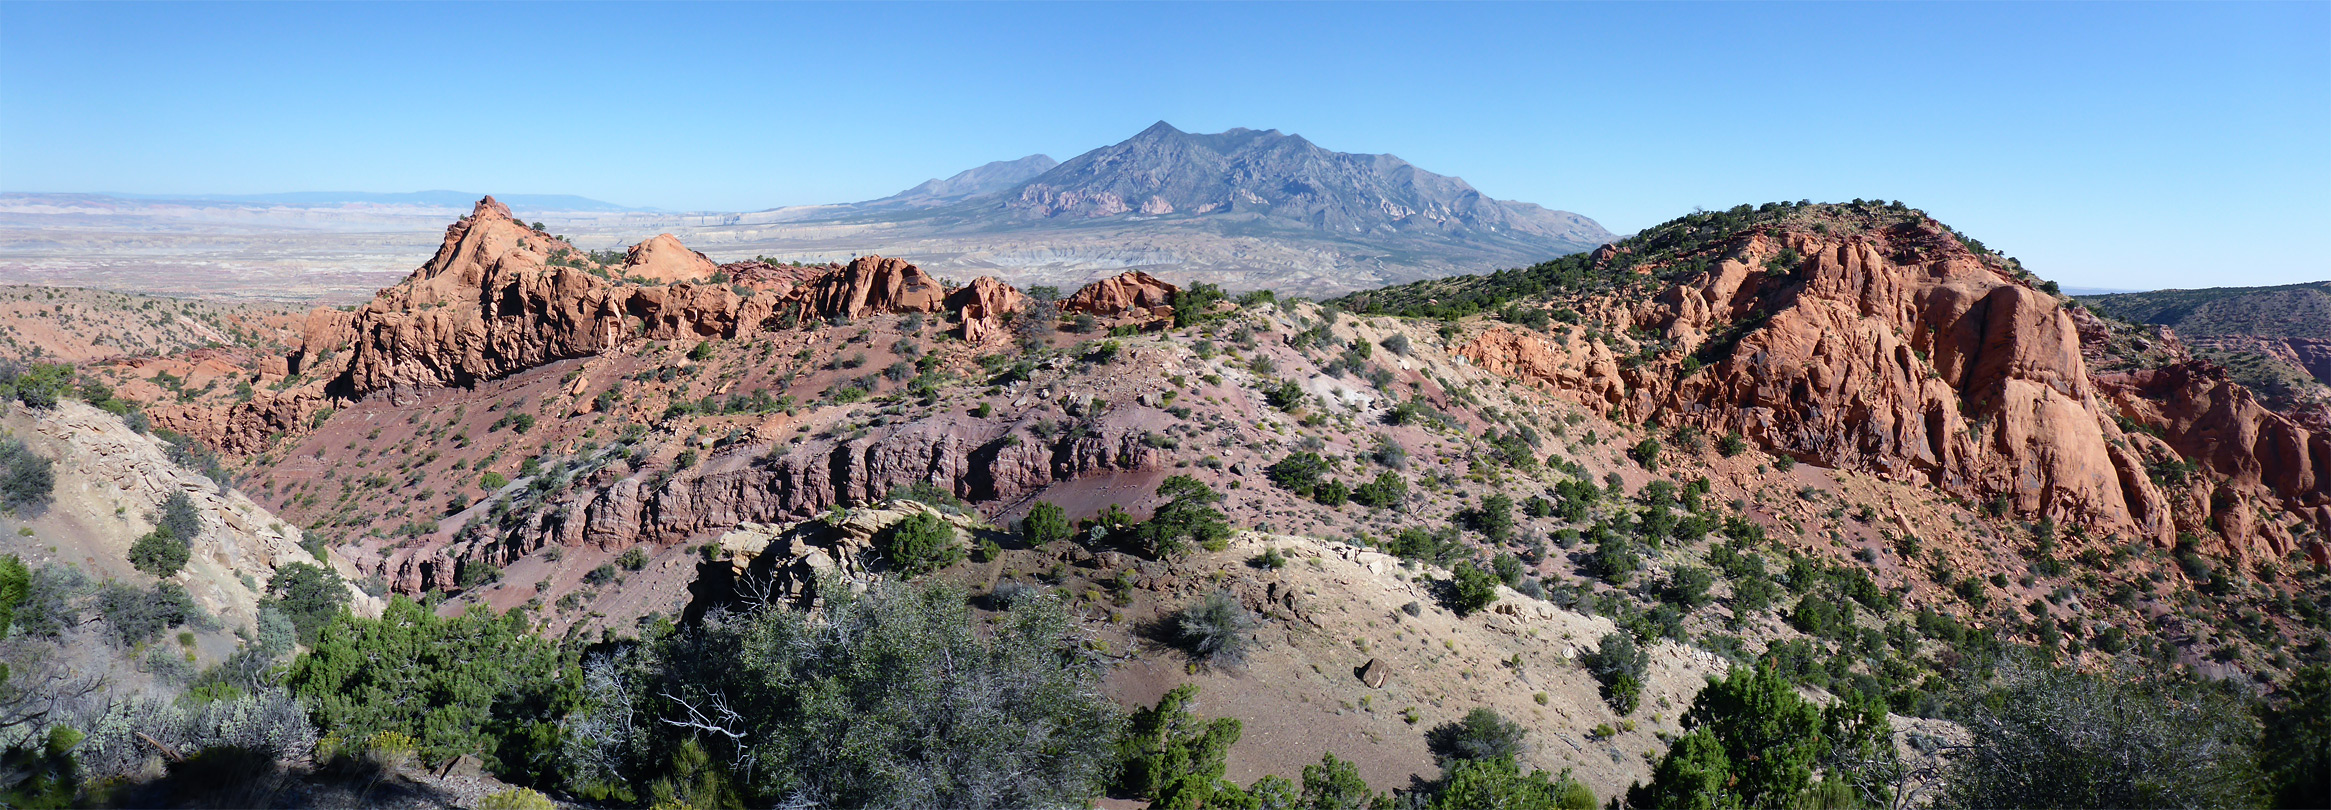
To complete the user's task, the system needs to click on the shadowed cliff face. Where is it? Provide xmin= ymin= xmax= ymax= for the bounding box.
xmin=1461 ymin=220 xmax=2327 ymax=560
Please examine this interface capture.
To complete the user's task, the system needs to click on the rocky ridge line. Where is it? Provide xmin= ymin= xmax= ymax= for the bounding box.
xmin=1458 ymin=219 xmax=2325 ymax=561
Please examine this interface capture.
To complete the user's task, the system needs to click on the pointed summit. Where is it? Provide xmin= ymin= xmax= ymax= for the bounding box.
xmin=1132 ymin=120 xmax=1186 ymax=139
xmin=470 ymin=195 xmax=514 ymax=222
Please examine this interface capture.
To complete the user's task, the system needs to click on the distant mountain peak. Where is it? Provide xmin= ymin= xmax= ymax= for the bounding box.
xmin=988 ymin=123 xmax=1612 ymax=249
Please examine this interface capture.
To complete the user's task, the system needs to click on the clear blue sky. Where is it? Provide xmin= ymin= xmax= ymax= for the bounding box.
xmin=3 ymin=2 xmax=2325 ymax=289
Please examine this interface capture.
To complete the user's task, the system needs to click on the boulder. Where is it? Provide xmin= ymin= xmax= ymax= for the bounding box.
xmin=800 ymin=255 xmax=946 ymax=321
xmin=1062 ymin=271 xmax=1177 ymax=317
xmin=620 ymin=234 xmax=721 ymax=284
xmin=947 ymin=276 xmax=1026 ymax=342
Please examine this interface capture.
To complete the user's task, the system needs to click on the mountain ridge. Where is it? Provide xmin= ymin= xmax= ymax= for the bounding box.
xmin=932 ymin=121 xmax=1612 ymax=249
xmin=854 ymin=154 xmax=1059 ymax=211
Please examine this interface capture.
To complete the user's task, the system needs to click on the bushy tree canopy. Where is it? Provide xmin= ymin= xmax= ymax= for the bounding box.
xmin=1140 ymin=475 xmax=1231 ymax=558
xmin=563 ymin=580 xmax=1122 ymax=808
xmin=286 ymin=597 xmax=576 ymax=776
xmin=1937 ymin=663 xmax=2263 ymax=809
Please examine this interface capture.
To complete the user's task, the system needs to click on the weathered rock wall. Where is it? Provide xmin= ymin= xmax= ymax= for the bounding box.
xmin=1462 ymin=221 xmax=2327 ymax=559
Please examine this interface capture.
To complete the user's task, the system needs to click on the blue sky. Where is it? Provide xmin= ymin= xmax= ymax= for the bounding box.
xmin=2 ymin=2 xmax=2324 ymax=289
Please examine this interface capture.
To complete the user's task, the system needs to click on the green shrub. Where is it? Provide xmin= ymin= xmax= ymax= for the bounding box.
xmin=97 ymin=580 xmax=199 ymax=646
xmin=1313 ymin=478 xmax=1349 ymax=507
xmin=265 ymin=561 xmax=348 ymax=645
xmin=1173 ymin=282 xmax=1228 ymax=327
xmin=1428 ymin=756 xmax=1594 ymax=810
xmin=1629 ymin=438 xmax=1663 ymax=471
xmin=159 ymin=491 xmax=202 ymax=540
xmin=1582 ymin=632 xmax=1649 ymax=715
xmin=1 ymin=362 xmax=74 ymax=409
xmin=1120 ymin=684 xmax=1241 ymax=806
xmin=2262 ymin=665 xmax=2331 ymax=809
xmin=616 ymin=547 xmax=649 ymax=571
xmin=1138 ymin=475 xmax=1231 ymax=558
xmin=1427 ymin=707 xmax=1527 ymax=766
xmin=286 ymin=597 xmax=574 ymax=777
xmin=1267 ymin=451 xmax=1331 ymax=496
xmin=1021 ymin=500 xmax=1072 ymax=545
xmin=879 ymin=511 xmax=962 ymax=577
xmin=1523 ymin=495 xmax=1554 ymax=518
xmin=1939 ymin=661 xmax=2266 ymax=809
xmin=1446 ymin=562 xmax=1500 ymax=616
xmin=1665 ymin=566 xmax=1715 ymax=609
xmin=1591 ymin=532 xmax=1640 ymax=585
xmin=1636 ymin=666 xmax=1826 ymax=807
xmin=1470 ymin=494 xmax=1515 ymax=541
xmin=476 ymin=788 xmax=556 ymax=810
xmin=1265 ymin=379 xmax=1307 ymax=411
xmin=1718 ymin=432 xmax=1748 ymax=457
xmin=1252 ymin=547 xmax=1288 ymax=570
xmin=1351 ymin=471 xmax=1408 ymax=509
xmin=130 ymin=527 xmax=191 ymax=577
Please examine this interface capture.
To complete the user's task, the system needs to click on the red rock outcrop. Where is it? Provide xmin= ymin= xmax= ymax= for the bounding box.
xmin=147 ymin=386 xmax=335 ymax=455
xmin=2095 ymin=360 xmax=2330 ymax=558
xmin=1062 ymin=270 xmax=1177 ymax=319
xmin=334 ymin=197 xmax=638 ymax=400
xmin=157 ymin=203 xmax=1044 ymax=457
xmin=620 ymin=234 xmax=721 ymax=284
xmin=719 ymin=260 xmax=834 ymax=297
xmin=288 ymin=307 xmax=357 ymax=376
xmin=798 ymin=256 xmax=946 ymax=322
xmin=1458 ymin=219 xmax=2331 ymax=556
xmin=947 ymin=276 xmax=1026 ymax=342
xmin=379 ymin=410 xmax=1170 ymax=593
xmin=325 ymin=198 xmax=814 ymax=401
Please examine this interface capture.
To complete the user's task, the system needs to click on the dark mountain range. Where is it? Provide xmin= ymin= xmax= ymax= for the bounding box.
xmin=680 ymin=122 xmax=1617 ymax=295
xmin=981 ymin=122 xmax=1610 ymax=248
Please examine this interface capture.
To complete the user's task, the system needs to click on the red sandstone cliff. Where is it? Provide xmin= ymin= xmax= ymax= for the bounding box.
xmin=1460 ymin=218 xmax=2327 ymax=560
xmin=151 ymin=198 xmax=1144 ymax=452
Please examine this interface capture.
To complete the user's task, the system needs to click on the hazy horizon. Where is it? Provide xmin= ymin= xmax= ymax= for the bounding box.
xmin=3 ymin=2 xmax=2325 ymax=290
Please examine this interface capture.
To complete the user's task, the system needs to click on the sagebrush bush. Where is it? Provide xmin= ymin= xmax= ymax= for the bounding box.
xmin=72 ymin=688 xmax=315 ymax=779
xmin=0 ymin=436 xmax=53 ymax=512
xmin=1176 ymin=591 xmax=1257 ymax=669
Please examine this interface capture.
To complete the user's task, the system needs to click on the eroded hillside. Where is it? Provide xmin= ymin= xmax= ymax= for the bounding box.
xmin=38 ymin=196 xmax=2325 ymax=805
